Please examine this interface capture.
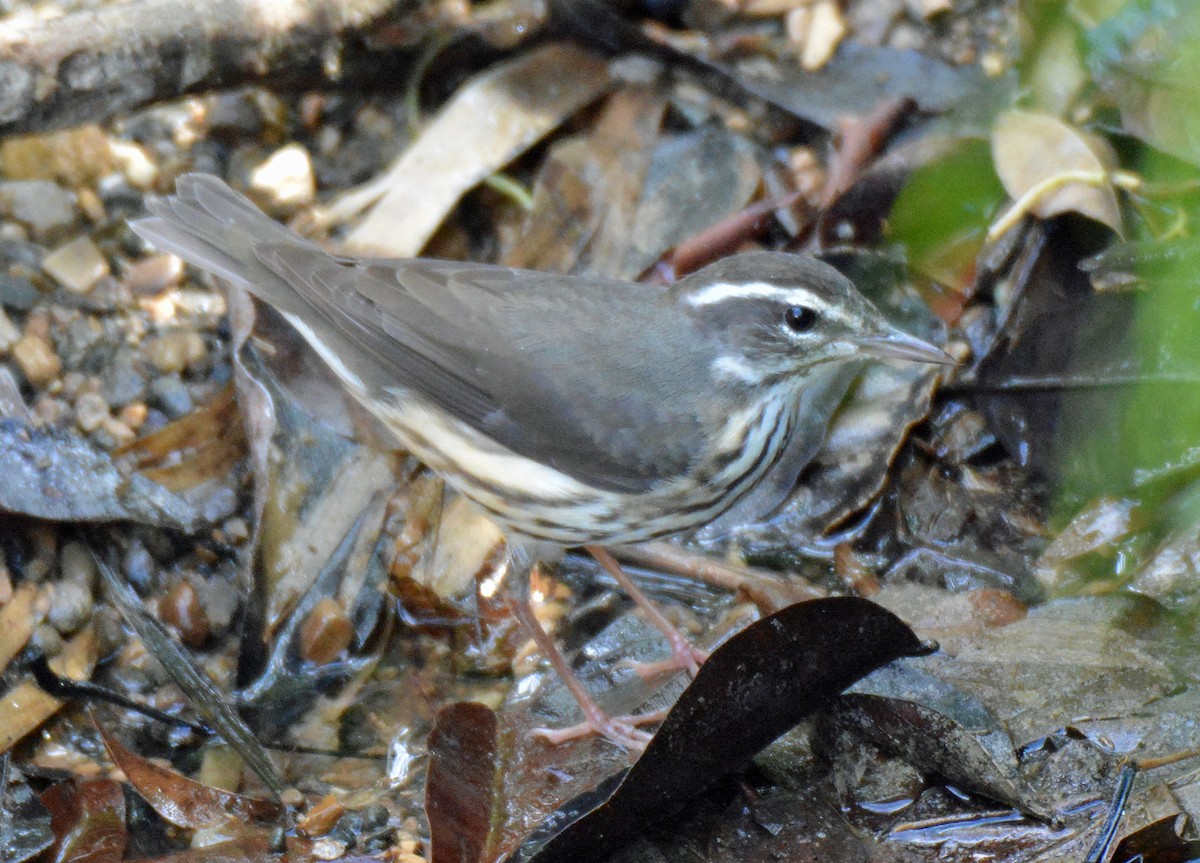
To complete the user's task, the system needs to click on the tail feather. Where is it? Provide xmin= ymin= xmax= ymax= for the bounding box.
xmin=130 ymin=174 xmax=318 ymax=315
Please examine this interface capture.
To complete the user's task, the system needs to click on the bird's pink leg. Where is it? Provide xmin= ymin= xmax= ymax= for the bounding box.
xmin=585 ymin=546 xmax=709 ymax=678
xmin=510 ymin=596 xmax=658 ymax=751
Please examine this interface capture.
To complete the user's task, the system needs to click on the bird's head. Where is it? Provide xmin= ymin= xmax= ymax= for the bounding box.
xmin=672 ymin=251 xmax=953 ymax=387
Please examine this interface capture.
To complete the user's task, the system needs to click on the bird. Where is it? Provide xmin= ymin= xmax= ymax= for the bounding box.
xmin=131 ymin=174 xmax=952 ymax=749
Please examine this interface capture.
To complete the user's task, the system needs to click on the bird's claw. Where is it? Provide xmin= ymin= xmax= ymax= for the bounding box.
xmin=532 ymin=706 xmax=668 ymax=751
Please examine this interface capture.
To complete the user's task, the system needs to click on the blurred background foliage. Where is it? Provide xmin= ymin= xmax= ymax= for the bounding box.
xmin=889 ymin=0 xmax=1200 ymax=601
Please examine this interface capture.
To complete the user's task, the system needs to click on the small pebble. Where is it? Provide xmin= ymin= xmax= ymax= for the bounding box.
xmin=30 ymin=623 xmax=64 ymax=657
xmin=250 ymin=143 xmax=316 ymax=210
xmin=0 ymin=235 xmax=44 ymax=266
xmin=198 ymin=577 xmax=239 ymax=633
xmin=200 ymin=484 xmax=239 ymax=523
xmin=47 ymin=580 xmax=93 ymax=635
xmin=61 ymin=315 xmax=102 ymax=363
xmin=298 ymin=794 xmax=345 ymax=838
xmin=32 ymin=394 xmax=67 ymax=424
xmin=123 ymin=540 xmax=156 ymax=595
xmin=0 ymin=180 xmax=77 ymax=240
xmin=117 ymin=401 xmax=148 ymax=431
xmin=144 ymin=330 xmax=206 ymax=374
xmin=109 ymin=139 xmax=159 ymax=189
xmin=905 ymin=0 xmax=952 ymax=18
xmin=58 ymin=541 xmax=97 ymax=587
xmin=0 ymin=125 xmax=116 ymax=185
xmin=787 ymin=0 xmax=847 ymax=70
xmin=222 ymin=517 xmax=250 ymax=545
xmin=75 ymin=187 xmax=106 ymax=224
xmin=100 ymin=348 xmax=147 ymax=407
xmin=23 ymin=310 xmax=49 ymax=339
xmin=61 ymin=370 xmax=86 ymax=399
xmin=299 ymin=597 xmax=353 ymax=664
xmin=43 ymin=236 xmax=110 ymax=295
xmin=100 ymin=415 xmax=135 ymax=445
xmin=149 ymin=375 xmax=192 ymax=417
xmin=12 ymin=333 xmax=61 ymax=386
xmin=159 ymin=578 xmax=210 ymax=648
xmin=125 ymin=253 xmax=183 ymax=296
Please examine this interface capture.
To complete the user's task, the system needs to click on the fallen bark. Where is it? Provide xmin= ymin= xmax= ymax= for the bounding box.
xmin=0 ymin=0 xmax=408 ymax=135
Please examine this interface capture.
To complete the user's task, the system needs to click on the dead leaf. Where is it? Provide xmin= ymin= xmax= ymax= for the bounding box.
xmin=98 ymin=724 xmax=283 ymax=829
xmin=991 ymin=109 xmax=1122 ymax=234
xmin=40 ymin=778 xmax=126 ymax=863
xmin=116 ymin=384 xmax=246 ymax=492
xmin=336 ymin=44 xmax=613 ymax=255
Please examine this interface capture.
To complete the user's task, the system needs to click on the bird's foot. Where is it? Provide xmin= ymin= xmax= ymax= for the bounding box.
xmin=532 ymin=705 xmax=668 ymax=751
xmin=620 ymin=641 xmax=710 ymax=680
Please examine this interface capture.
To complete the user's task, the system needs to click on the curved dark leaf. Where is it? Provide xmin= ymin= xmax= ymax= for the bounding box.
xmin=508 ymin=597 xmax=928 ymax=863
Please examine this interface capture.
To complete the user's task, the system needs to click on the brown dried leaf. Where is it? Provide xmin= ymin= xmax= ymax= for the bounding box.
xmin=40 ymin=778 xmax=126 ymax=863
xmin=98 ymin=725 xmax=283 ymax=829
xmin=991 ymin=109 xmax=1122 ymax=233
xmin=115 ymin=384 xmax=246 ymax=492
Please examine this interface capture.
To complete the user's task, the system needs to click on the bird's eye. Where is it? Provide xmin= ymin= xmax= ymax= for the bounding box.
xmin=784 ymin=305 xmax=817 ymax=333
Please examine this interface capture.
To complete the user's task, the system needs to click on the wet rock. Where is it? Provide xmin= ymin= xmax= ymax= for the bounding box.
xmin=148 ymin=375 xmax=192 ymax=417
xmin=29 ymin=623 xmax=63 ymax=657
xmin=97 ymin=174 xmax=146 ymax=215
xmin=43 ymin=236 xmax=110 ymax=295
xmin=116 ymin=401 xmax=147 ymax=431
xmin=0 ymin=273 xmax=39 ymax=310
xmin=200 ymin=484 xmax=238 ymax=523
xmin=0 ymin=125 xmax=116 ymax=185
xmin=300 ymin=598 xmax=354 ymax=664
xmin=198 ymin=575 xmax=239 ymax=634
xmin=207 ymin=89 xmax=284 ymax=140
xmin=787 ymin=0 xmax=848 ymax=70
xmin=109 ymin=139 xmax=158 ymax=189
xmin=0 ymin=180 xmax=77 ymax=240
xmin=123 ymin=539 xmax=156 ymax=595
xmin=99 ymin=415 xmax=135 ymax=446
xmin=61 ymin=315 xmax=102 ymax=363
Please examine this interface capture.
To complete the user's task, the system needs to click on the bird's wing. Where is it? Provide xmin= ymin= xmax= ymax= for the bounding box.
xmin=131 ymin=174 xmax=714 ymax=493
xmin=258 ymin=244 xmax=713 ymax=493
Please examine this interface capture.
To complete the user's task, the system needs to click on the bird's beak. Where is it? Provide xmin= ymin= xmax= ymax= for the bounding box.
xmin=854 ymin=330 xmax=956 ymax=365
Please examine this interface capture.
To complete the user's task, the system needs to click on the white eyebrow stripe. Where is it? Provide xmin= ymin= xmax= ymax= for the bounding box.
xmin=684 ymin=280 xmax=835 ymax=313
